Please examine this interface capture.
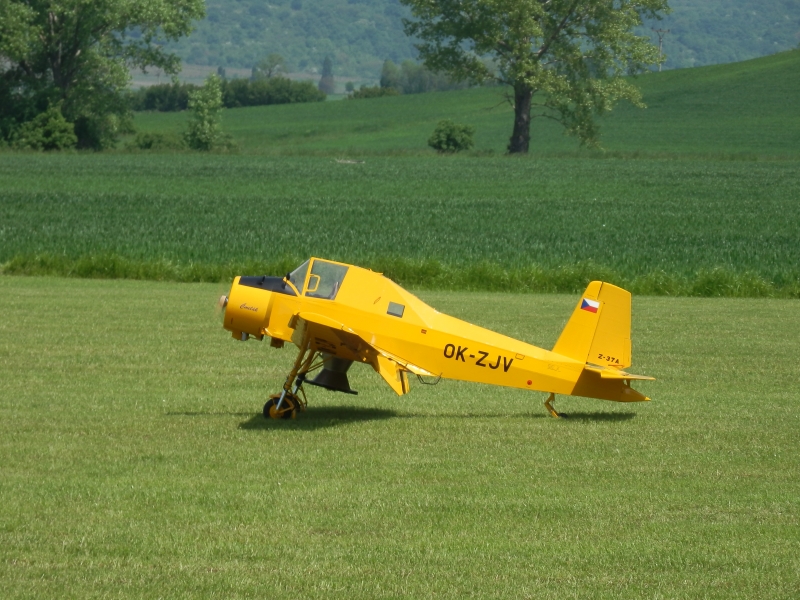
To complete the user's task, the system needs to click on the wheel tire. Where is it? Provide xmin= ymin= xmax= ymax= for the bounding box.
xmin=280 ymin=395 xmax=297 ymax=420
xmin=263 ymin=398 xmax=276 ymax=419
xmin=263 ymin=396 xmax=296 ymax=420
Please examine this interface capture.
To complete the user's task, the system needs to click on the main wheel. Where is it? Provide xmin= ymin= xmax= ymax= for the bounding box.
xmin=263 ymin=395 xmax=297 ymax=420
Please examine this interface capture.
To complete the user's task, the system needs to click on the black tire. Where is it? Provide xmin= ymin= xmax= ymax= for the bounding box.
xmin=263 ymin=396 xmax=296 ymax=420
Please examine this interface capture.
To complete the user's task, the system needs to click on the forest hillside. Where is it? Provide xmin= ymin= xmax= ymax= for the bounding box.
xmin=159 ymin=0 xmax=799 ymax=79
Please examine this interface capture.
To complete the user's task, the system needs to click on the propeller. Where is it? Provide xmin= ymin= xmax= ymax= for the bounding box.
xmin=216 ymin=295 xmax=229 ymax=319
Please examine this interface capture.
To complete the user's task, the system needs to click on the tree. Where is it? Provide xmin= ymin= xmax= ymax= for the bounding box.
xmin=184 ymin=75 xmax=232 ymax=151
xmin=380 ymin=59 xmax=401 ymax=90
xmin=253 ymin=54 xmax=288 ymax=80
xmin=318 ymin=56 xmax=335 ymax=94
xmin=401 ymin=0 xmax=670 ymax=153
xmin=0 ymin=0 xmax=204 ymax=148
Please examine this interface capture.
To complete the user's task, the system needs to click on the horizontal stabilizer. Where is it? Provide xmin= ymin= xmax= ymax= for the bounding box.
xmin=584 ymin=364 xmax=655 ymax=381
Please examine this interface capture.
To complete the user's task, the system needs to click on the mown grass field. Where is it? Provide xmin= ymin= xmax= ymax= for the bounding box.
xmin=1 ymin=276 xmax=798 ymax=598
xmin=134 ymin=50 xmax=800 ymax=156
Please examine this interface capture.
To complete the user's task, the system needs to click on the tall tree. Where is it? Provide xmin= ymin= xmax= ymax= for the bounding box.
xmin=401 ymin=0 xmax=670 ymax=153
xmin=318 ymin=55 xmax=335 ymax=94
xmin=184 ymin=74 xmax=225 ymax=151
xmin=0 ymin=0 xmax=204 ymax=148
xmin=380 ymin=59 xmax=401 ymax=89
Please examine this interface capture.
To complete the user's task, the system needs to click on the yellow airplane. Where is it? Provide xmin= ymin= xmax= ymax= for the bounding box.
xmin=220 ymin=257 xmax=654 ymax=419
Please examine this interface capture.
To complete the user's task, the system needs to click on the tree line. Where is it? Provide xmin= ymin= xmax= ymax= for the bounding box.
xmin=378 ymin=59 xmax=467 ymax=94
xmin=129 ymin=77 xmax=325 ymax=112
xmin=346 ymin=59 xmax=468 ymax=99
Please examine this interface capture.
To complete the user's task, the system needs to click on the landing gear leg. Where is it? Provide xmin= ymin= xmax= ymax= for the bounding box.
xmin=544 ymin=393 xmax=561 ymax=418
xmin=264 ymin=336 xmax=315 ymax=420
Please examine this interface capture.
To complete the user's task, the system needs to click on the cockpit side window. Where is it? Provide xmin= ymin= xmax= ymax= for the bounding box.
xmin=287 ymin=260 xmax=310 ymax=293
xmin=305 ymin=260 xmax=348 ymax=300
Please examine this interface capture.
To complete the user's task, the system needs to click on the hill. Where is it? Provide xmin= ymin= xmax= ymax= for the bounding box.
xmin=161 ymin=0 xmax=800 ymax=80
xmin=656 ymin=0 xmax=800 ymax=69
xmin=133 ymin=50 xmax=800 ymax=156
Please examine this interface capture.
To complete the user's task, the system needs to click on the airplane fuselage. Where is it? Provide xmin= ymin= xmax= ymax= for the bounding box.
xmin=222 ymin=258 xmax=652 ymax=406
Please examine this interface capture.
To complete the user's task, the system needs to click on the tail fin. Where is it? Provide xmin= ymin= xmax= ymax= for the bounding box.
xmin=553 ymin=281 xmax=632 ymax=369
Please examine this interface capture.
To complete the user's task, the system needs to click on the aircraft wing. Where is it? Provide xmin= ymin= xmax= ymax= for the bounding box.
xmin=584 ymin=363 xmax=655 ymax=381
xmin=290 ymin=312 xmax=433 ymax=395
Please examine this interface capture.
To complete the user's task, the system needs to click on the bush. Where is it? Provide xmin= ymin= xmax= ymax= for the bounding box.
xmin=126 ymin=132 xmax=185 ymax=151
xmin=347 ymin=85 xmax=400 ymax=100
xmin=427 ymin=120 xmax=475 ymax=153
xmin=128 ymin=81 xmax=194 ymax=112
xmin=11 ymin=105 xmax=77 ymax=151
xmin=73 ymin=112 xmax=132 ymax=150
xmin=222 ymin=77 xmax=325 ymax=108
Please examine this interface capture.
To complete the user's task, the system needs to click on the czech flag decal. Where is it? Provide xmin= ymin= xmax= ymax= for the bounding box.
xmin=581 ymin=298 xmax=600 ymax=313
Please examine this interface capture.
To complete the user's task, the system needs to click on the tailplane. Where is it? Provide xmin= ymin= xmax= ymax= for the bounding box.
xmin=552 ymin=281 xmax=653 ymax=404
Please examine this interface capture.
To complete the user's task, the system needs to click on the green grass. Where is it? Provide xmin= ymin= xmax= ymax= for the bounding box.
xmin=1 ymin=153 xmax=798 ymax=296
xmin=133 ymin=50 xmax=800 ymax=156
xmin=1 ymin=276 xmax=798 ymax=598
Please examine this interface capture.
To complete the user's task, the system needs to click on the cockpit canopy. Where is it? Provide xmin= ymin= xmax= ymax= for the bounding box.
xmin=286 ymin=258 xmax=349 ymax=300
xmin=237 ymin=258 xmax=350 ymax=299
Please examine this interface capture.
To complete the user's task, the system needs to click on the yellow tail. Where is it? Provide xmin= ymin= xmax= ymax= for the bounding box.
xmin=553 ymin=281 xmax=632 ymax=369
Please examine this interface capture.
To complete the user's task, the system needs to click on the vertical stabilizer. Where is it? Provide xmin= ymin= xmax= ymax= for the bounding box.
xmin=552 ymin=282 xmax=632 ymax=369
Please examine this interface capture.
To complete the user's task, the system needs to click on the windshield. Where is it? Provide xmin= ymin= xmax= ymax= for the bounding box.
xmin=286 ymin=260 xmax=309 ymax=293
xmin=305 ymin=260 xmax=348 ymax=300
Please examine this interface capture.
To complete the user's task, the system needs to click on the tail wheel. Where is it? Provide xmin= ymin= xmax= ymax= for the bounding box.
xmin=264 ymin=394 xmax=297 ymax=420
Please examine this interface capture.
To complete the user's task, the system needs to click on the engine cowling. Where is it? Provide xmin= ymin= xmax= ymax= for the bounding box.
xmin=223 ymin=276 xmax=273 ymax=341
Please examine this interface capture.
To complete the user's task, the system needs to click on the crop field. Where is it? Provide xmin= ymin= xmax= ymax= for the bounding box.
xmin=4 ymin=51 xmax=799 ymax=296
xmin=1 ymin=153 xmax=798 ymax=296
xmin=1 ymin=276 xmax=798 ymax=598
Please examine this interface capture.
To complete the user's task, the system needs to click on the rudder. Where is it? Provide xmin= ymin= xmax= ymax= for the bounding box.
xmin=552 ymin=281 xmax=632 ymax=369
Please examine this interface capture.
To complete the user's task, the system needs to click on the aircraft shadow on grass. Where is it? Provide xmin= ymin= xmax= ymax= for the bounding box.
xmin=238 ymin=405 xmax=397 ymax=430
xmin=234 ymin=406 xmax=637 ymax=431
xmin=553 ymin=411 xmax=637 ymax=422
xmin=166 ymin=411 xmax=254 ymax=418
